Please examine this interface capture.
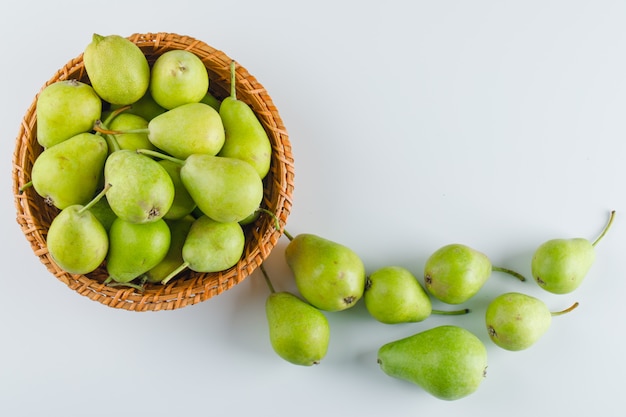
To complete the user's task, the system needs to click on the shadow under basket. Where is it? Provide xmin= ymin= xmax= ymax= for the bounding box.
xmin=12 ymin=32 xmax=295 ymax=311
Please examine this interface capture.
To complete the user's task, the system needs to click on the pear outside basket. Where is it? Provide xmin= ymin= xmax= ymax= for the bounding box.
xmin=12 ymin=32 xmax=294 ymax=311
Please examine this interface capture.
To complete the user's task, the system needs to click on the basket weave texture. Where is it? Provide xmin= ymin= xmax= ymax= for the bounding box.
xmin=12 ymin=32 xmax=294 ymax=311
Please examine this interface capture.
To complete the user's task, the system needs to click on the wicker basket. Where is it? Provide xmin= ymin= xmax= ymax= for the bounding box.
xmin=12 ymin=32 xmax=294 ymax=311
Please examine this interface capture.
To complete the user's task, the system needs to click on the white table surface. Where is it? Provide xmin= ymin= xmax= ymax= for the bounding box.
xmin=2 ymin=1 xmax=625 ymax=416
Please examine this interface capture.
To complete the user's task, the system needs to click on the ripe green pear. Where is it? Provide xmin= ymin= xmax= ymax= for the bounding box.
xmin=364 ymin=266 xmax=433 ymax=324
xmin=377 ymin=325 xmax=488 ymax=401
xmin=159 ymin=160 xmax=197 ymax=220
xmin=106 ymin=217 xmax=171 ymax=284
xmin=31 ymin=132 xmax=108 ymax=209
xmin=36 ymin=79 xmax=102 ymax=148
xmin=531 ymin=211 xmax=615 ymax=294
xmin=218 ymin=61 xmax=272 ymax=179
xmin=147 ymin=102 xmax=225 ymax=159
xmin=144 ymin=216 xmax=194 ymax=284
xmin=111 ymin=90 xmax=166 ymax=121
xmin=108 ymin=113 xmax=156 ymax=152
xmin=200 ymin=91 xmax=221 ymax=111
xmin=83 ymin=33 xmax=150 ymax=105
xmin=46 ymin=187 xmax=109 ymax=275
xmin=87 ymin=196 xmax=117 ymax=232
xmin=266 ymin=292 xmax=330 ymax=366
xmin=150 ymin=49 xmax=209 ymax=110
xmin=180 ymin=154 xmax=263 ymax=223
xmin=159 ymin=215 xmax=245 ymax=284
xmin=104 ymin=150 xmax=175 ymax=223
xmin=486 ymin=292 xmax=550 ymax=351
xmin=424 ymin=243 xmax=525 ymax=305
xmin=285 ymin=233 xmax=366 ymax=312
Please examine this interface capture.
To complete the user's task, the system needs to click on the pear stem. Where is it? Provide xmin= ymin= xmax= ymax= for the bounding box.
xmin=283 ymin=229 xmax=295 ymax=241
xmin=259 ymin=263 xmax=276 ymax=293
xmin=257 ymin=208 xmax=281 ymax=231
xmin=229 ymin=60 xmax=237 ymax=100
xmin=18 ymin=181 xmax=33 ymax=194
xmin=160 ymin=261 xmax=190 ymax=285
xmin=136 ymin=148 xmax=185 ymax=165
xmin=592 ymin=210 xmax=616 ymax=247
xmin=492 ymin=265 xmax=527 ymax=282
xmin=431 ymin=308 xmax=471 ymax=316
xmin=78 ymin=183 xmax=111 ymax=214
xmin=551 ymin=301 xmax=579 ymax=316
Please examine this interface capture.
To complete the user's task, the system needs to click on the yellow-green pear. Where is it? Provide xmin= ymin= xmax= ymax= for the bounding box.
xmin=149 ymin=49 xmax=209 ymax=110
xmin=106 ymin=217 xmax=171 ymax=284
xmin=36 ymin=79 xmax=102 ymax=148
xmin=108 ymin=113 xmax=156 ymax=152
xmin=144 ymin=216 xmax=194 ymax=284
xmin=46 ymin=187 xmax=109 ymax=274
xmin=266 ymin=292 xmax=330 ymax=366
xmin=218 ymin=61 xmax=272 ymax=179
xmin=104 ymin=150 xmax=175 ymax=223
xmin=158 ymin=160 xmax=196 ymax=220
xmin=285 ymin=233 xmax=366 ymax=312
xmin=83 ymin=33 xmax=150 ymax=105
xmin=377 ymin=325 xmax=488 ymax=401
xmin=31 ymin=132 xmax=107 ymax=209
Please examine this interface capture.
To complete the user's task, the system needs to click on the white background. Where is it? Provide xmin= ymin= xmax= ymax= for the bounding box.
xmin=1 ymin=1 xmax=625 ymax=415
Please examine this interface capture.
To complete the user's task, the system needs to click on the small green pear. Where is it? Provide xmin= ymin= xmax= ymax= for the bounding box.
xmin=106 ymin=217 xmax=171 ymax=284
xmin=36 ymin=79 xmax=102 ymax=148
xmin=218 ymin=61 xmax=272 ymax=179
xmin=284 ymin=233 xmax=366 ymax=312
xmin=149 ymin=49 xmax=209 ymax=110
xmin=107 ymin=113 xmax=156 ymax=152
xmin=364 ymin=266 xmax=468 ymax=324
xmin=104 ymin=150 xmax=175 ymax=223
xmin=377 ymin=325 xmax=488 ymax=401
xmin=137 ymin=150 xmax=264 ymax=224
xmin=83 ymin=33 xmax=150 ymax=105
xmin=159 ymin=215 xmax=245 ymax=284
xmin=485 ymin=292 xmax=578 ymax=351
xmin=31 ymin=132 xmax=108 ymax=209
xmin=266 ymin=292 xmax=330 ymax=366
xmin=531 ymin=211 xmax=615 ymax=294
xmin=111 ymin=90 xmax=166 ymax=121
xmin=158 ymin=160 xmax=197 ymax=220
xmin=46 ymin=186 xmax=109 ymax=274
xmin=424 ymin=243 xmax=526 ymax=305
xmin=200 ymin=91 xmax=221 ymax=111
xmin=144 ymin=216 xmax=194 ymax=284
xmin=147 ymin=102 xmax=225 ymax=159
xmin=87 ymin=195 xmax=117 ymax=232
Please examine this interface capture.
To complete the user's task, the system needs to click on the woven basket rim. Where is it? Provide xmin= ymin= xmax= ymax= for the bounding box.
xmin=12 ymin=32 xmax=295 ymax=312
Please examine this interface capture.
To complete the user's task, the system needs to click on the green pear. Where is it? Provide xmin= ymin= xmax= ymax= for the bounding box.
xmin=485 ymin=292 xmax=578 ymax=351
xmin=104 ymin=150 xmax=175 ymax=223
xmin=531 ymin=210 xmax=615 ymax=294
xmin=284 ymin=233 xmax=366 ymax=312
xmin=377 ymin=325 xmax=488 ymax=401
xmin=137 ymin=150 xmax=264 ymax=224
xmin=107 ymin=113 xmax=156 ymax=152
xmin=149 ymin=49 xmax=209 ymax=110
xmin=144 ymin=216 xmax=194 ymax=284
xmin=36 ymin=79 xmax=102 ymax=148
xmin=159 ymin=215 xmax=245 ymax=284
xmin=31 ymin=132 xmax=108 ymax=209
xmin=111 ymin=90 xmax=166 ymax=121
xmin=424 ymin=243 xmax=526 ymax=305
xmin=83 ymin=33 xmax=150 ymax=105
xmin=364 ymin=266 xmax=468 ymax=324
xmin=87 ymin=195 xmax=117 ymax=232
xmin=266 ymin=292 xmax=330 ymax=366
xmin=218 ymin=61 xmax=272 ymax=179
xmin=46 ymin=186 xmax=109 ymax=274
xmin=106 ymin=217 xmax=171 ymax=284
xmin=200 ymin=91 xmax=221 ymax=111
xmin=146 ymin=102 xmax=225 ymax=159
xmin=158 ymin=160 xmax=197 ymax=220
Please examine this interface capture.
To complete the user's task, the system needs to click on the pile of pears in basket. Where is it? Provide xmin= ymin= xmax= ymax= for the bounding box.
xmin=27 ymin=34 xmax=273 ymax=288
xmin=269 ymin=210 xmax=614 ymax=400
xmin=25 ymin=33 xmax=616 ymax=402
